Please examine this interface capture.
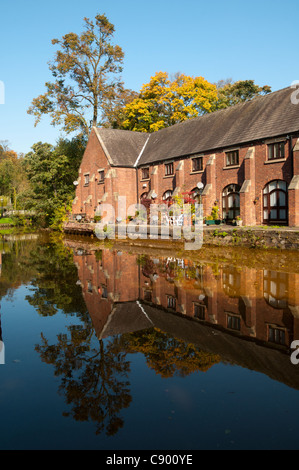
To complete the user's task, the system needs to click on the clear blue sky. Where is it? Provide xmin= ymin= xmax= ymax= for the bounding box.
xmin=0 ymin=0 xmax=298 ymax=154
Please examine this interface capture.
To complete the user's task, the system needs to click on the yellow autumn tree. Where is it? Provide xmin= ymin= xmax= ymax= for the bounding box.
xmin=120 ymin=72 xmax=218 ymax=133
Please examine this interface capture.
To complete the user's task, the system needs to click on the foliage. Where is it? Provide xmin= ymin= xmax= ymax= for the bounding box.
xmin=22 ymin=137 xmax=84 ymax=226
xmin=27 ymin=14 xmax=126 ymax=136
xmin=119 ymin=72 xmax=218 ymax=133
xmin=213 ymin=79 xmax=271 ymax=110
xmin=211 ymin=205 xmax=220 ymax=220
xmin=0 ymin=141 xmax=29 ymax=206
xmin=123 ymin=328 xmax=220 ymax=378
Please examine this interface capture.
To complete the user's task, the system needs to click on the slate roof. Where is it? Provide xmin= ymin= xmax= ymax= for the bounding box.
xmin=95 ymin=128 xmax=149 ymax=167
xmin=139 ymin=86 xmax=299 ymax=165
xmin=95 ymin=86 xmax=299 ymax=167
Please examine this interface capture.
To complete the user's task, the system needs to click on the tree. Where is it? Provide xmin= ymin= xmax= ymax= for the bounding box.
xmin=22 ymin=137 xmax=85 ymax=226
xmin=119 ymin=72 xmax=218 ymax=133
xmin=213 ymin=79 xmax=272 ymax=110
xmin=27 ymin=14 xmax=125 ymax=136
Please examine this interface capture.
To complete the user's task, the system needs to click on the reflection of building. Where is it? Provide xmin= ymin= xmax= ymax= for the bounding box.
xmin=71 ymin=245 xmax=299 ymax=350
xmin=72 ymin=87 xmax=299 ymax=227
xmin=70 ymin=244 xmax=299 ymax=389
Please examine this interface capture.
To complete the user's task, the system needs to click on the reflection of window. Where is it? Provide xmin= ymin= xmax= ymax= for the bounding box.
xmin=268 ymin=142 xmax=285 ymax=160
xmin=193 ymin=303 xmax=205 ymax=320
xmin=263 ymin=270 xmax=288 ymax=309
xmin=167 ymin=295 xmax=176 ymax=310
xmin=227 ymin=313 xmax=241 ymax=331
xmin=222 ymin=269 xmax=241 ymax=297
xmin=144 ymin=290 xmax=152 ymax=302
xmin=268 ymin=325 xmax=286 ymax=345
xmin=101 ymin=285 xmax=108 ymax=299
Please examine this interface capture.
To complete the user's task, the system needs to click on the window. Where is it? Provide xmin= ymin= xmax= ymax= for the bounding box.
xmin=165 ymin=162 xmax=174 ymax=176
xmin=226 ymin=150 xmax=239 ymax=167
xmin=98 ymin=170 xmax=105 ymax=183
xmin=162 ymin=190 xmax=173 ymax=202
xmin=167 ymin=295 xmax=176 ymax=310
xmin=194 ymin=303 xmax=205 ymax=320
xmin=192 ymin=157 xmax=203 ymax=172
xmin=268 ymin=142 xmax=285 ymax=160
xmin=87 ymin=281 xmax=93 ymax=293
xmin=84 ymin=173 xmax=90 ymax=186
xmin=222 ymin=184 xmax=241 ymax=221
xmin=142 ymin=167 xmax=150 ymax=180
xmin=263 ymin=180 xmax=288 ymax=225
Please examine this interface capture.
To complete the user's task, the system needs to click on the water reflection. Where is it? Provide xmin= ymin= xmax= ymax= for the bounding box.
xmin=66 ymin=239 xmax=299 ymax=392
xmin=1 ymin=233 xmax=299 ymax=445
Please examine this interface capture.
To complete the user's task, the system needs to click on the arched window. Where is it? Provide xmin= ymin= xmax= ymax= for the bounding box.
xmin=162 ymin=190 xmax=173 ymax=203
xmin=263 ymin=180 xmax=288 ymax=225
xmin=140 ymin=192 xmax=149 ymax=203
xmin=191 ymin=187 xmax=203 ymax=204
xmin=222 ymin=184 xmax=240 ymax=221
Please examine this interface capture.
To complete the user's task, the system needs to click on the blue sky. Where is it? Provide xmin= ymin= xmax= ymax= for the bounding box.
xmin=0 ymin=0 xmax=298 ymax=154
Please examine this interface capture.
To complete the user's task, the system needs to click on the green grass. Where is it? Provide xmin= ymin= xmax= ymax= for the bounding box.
xmin=0 ymin=217 xmax=15 ymax=225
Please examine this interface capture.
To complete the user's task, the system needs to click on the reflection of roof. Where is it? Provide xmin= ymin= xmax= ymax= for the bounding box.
xmin=98 ymin=302 xmax=153 ymax=339
xmin=140 ymin=303 xmax=299 ymax=391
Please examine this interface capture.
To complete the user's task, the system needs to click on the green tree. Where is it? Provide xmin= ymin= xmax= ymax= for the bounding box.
xmin=22 ymin=137 xmax=84 ymax=226
xmin=213 ymin=79 xmax=272 ymax=110
xmin=27 ymin=14 xmax=126 ymax=136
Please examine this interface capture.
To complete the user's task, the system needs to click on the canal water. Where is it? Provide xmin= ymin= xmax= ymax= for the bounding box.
xmin=0 ymin=232 xmax=299 ymax=450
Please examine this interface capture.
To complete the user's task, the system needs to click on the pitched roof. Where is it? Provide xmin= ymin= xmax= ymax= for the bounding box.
xmin=95 ymin=128 xmax=149 ymax=167
xmin=138 ymin=86 xmax=299 ymax=165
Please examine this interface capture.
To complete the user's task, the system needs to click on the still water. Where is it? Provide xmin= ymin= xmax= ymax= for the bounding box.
xmin=0 ymin=232 xmax=299 ymax=450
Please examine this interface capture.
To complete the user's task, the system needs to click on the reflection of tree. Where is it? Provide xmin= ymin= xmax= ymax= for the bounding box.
xmin=123 ymin=328 xmax=220 ymax=378
xmin=35 ymin=331 xmax=132 ymax=436
xmin=24 ymin=236 xmax=87 ymax=318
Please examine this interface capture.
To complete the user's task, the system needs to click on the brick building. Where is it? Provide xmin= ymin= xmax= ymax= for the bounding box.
xmin=72 ymin=86 xmax=299 ymax=227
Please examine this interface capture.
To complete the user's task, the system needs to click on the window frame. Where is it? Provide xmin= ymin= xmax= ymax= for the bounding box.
xmin=225 ymin=150 xmax=239 ymax=167
xmin=165 ymin=162 xmax=174 ymax=176
xmin=267 ymin=142 xmax=285 ymax=161
xmin=191 ymin=156 xmax=203 ymax=173
xmin=84 ymin=173 xmax=90 ymax=186
xmin=141 ymin=167 xmax=150 ymax=180
xmin=98 ymin=169 xmax=105 ymax=184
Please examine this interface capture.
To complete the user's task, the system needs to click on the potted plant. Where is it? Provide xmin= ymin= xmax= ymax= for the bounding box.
xmin=235 ymin=215 xmax=242 ymax=226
